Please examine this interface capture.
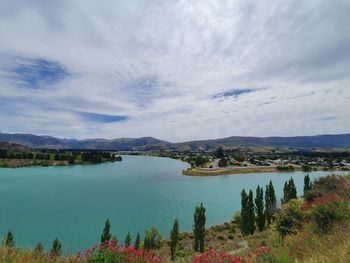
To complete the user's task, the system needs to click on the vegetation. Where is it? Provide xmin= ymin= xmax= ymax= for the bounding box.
xmin=282 ymin=177 xmax=297 ymax=203
xmin=193 ymin=203 xmax=206 ymax=252
xmin=100 ymin=219 xmax=111 ymax=243
xmin=169 ymin=219 xmax=179 ymax=261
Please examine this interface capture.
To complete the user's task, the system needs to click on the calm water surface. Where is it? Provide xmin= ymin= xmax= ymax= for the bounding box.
xmin=0 ymin=156 xmax=345 ymax=253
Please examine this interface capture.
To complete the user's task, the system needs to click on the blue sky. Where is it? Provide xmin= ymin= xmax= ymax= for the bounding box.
xmin=0 ymin=0 xmax=349 ymax=141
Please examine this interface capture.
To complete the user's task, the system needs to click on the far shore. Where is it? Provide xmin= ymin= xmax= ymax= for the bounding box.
xmin=182 ymin=165 xmax=343 ymax=176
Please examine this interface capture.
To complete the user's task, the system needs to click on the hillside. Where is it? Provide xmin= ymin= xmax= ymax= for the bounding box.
xmin=0 ymin=142 xmax=35 ymax=153
xmin=0 ymin=132 xmax=350 ymax=151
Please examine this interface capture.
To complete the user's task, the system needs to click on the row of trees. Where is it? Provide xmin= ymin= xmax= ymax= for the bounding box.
xmin=240 ymin=175 xmax=313 ymax=236
xmin=240 ymin=180 xmax=277 ymax=235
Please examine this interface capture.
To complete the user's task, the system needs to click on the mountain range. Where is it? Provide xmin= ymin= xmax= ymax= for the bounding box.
xmin=0 ymin=133 xmax=350 ymax=151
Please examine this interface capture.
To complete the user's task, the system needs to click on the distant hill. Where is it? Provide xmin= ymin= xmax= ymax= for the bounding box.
xmin=0 ymin=142 xmax=35 ymax=153
xmin=0 ymin=133 xmax=349 ymax=151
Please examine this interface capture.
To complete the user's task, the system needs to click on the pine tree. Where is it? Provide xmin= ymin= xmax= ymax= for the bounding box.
xmin=50 ymin=238 xmax=61 ymax=256
xmin=134 ymin=232 xmax=141 ymax=249
xmin=101 ymin=219 xmax=111 ymax=243
xmin=4 ymin=231 xmax=15 ymax=248
xmin=255 ymin=185 xmax=265 ymax=231
xmin=248 ymin=190 xmax=256 ymax=235
xmin=303 ymin=174 xmax=312 ymax=195
xmin=240 ymin=189 xmax=249 ymax=236
xmin=125 ymin=231 xmax=131 ymax=247
xmin=169 ymin=219 xmax=179 ymax=261
xmin=193 ymin=203 xmax=206 ymax=252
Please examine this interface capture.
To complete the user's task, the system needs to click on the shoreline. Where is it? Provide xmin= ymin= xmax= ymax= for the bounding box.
xmin=182 ymin=166 xmax=344 ymax=176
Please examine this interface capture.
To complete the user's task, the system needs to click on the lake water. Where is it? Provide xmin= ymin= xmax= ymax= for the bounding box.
xmin=0 ymin=155 xmax=346 ymax=253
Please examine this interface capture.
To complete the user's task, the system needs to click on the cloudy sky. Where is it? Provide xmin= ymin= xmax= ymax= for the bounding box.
xmin=0 ymin=0 xmax=349 ymax=142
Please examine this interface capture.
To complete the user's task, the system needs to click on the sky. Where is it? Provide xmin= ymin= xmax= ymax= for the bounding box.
xmin=0 ymin=0 xmax=349 ymax=142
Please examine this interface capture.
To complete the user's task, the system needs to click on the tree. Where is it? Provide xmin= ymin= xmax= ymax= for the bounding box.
xmin=215 ymin=147 xmax=224 ymax=158
xmin=283 ymin=178 xmax=297 ymax=203
xmin=144 ymin=226 xmax=162 ymax=250
xmin=255 ymin=185 xmax=265 ymax=231
xmin=169 ymin=219 xmax=179 ymax=261
xmin=265 ymin=181 xmax=277 ymax=225
xmin=4 ymin=231 xmax=15 ymax=248
xmin=303 ymin=174 xmax=312 ymax=195
xmin=101 ymin=219 xmax=111 ymax=243
xmin=125 ymin=231 xmax=131 ymax=247
xmin=193 ymin=203 xmax=206 ymax=252
xmin=50 ymin=238 xmax=62 ymax=256
xmin=35 ymin=242 xmax=44 ymax=254
xmin=240 ymin=190 xmax=249 ymax=236
xmin=134 ymin=232 xmax=141 ymax=249
xmin=248 ymin=190 xmax=256 ymax=235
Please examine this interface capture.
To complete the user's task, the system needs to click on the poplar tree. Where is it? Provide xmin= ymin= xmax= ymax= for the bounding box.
xmin=303 ymin=174 xmax=312 ymax=195
xmin=50 ymin=238 xmax=61 ymax=256
xmin=169 ymin=219 xmax=179 ymax=261
xmin=240 ymin=189 xmax=249 ymax=236
xmin=265 ymin=181 xmax=277 ymax=225
xmin=283 ymin=178 xmax=297 ymax=203
xmin=248 ymin=190 xmax=256 ymax=235
xmin=255 ymin=185 xmax=265 ymax=231
xmin=193 ymin=203 xmax=206 ymax=252
xmin=134 ymin=232 xmax=141 ymax=249
xmin=101 ymin=219 xmax=111 ymax=243
xmin=125 ymin=231 xmax=131 ymax=247
xmin=4 ymin=231 xmax=15 ymax=248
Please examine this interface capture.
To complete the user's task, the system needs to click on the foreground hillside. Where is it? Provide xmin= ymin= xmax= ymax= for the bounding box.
xmin=1 ymin=132 xmax=350 ymax=150
xmin=0 ymin=174 xmax=349 ymax=262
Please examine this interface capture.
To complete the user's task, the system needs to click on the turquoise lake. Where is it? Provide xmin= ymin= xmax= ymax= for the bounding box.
xmin=0 ymin=155 xmax=346 ymax=254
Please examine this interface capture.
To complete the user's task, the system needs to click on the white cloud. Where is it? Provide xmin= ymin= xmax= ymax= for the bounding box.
xmin=0 ymin=0 xmax=349 ymax=142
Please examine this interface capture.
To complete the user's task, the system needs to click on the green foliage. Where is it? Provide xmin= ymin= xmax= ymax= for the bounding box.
xmin=265 ymin=180 xmax=277 ymax=225
xmin=124 ymin=231 xmax=131 ymax=247
xmin=240 ymin=189 xmax=250 ymax=236
xmin=50 ymin=238 xmax=61 ymax=256
xmin=248 ymin=190 xmax=256 ymax=235
xmin=215 ymin=147 xmax=224 ymax=158
xmin=303 ymin=174 xmax=313 ymax=196
xmin=4 ymin=231 xmax=15 ymax=248
xmin=302 ymin=165 xmax=312 ymax=172
xmin=194 ymin=156 xmax=209 ymax=167
xmin=101 ymin=219 xmax=111 ymax=243
xmin=255 ymin=185 xmax=265 ymax=231
xmin=169 ymin=218 xmax=179 ymax=261
xmin=310 ymin=198 xmax=350 ymax=234
xmin=283 ymin=178 xmax=297 ymax=203
xmin=275 ymin=199 xmax=304 ymax=238
xmin=144 ymin=226 xmax=162 ymax=250
xmin=218 ymin=158 xmax=228 ymax=167
xmin=193 ymin=202 xmax=206 ymax=252
xmin=134 ymin=232 xmax=141 ymax=249
xmin=232 ymin=211 xmax=241 ymax=225
xmin=34 ymin=242 xmax=44 ymax=255
xmin=304 ymin=175 xmax=350 ymax=201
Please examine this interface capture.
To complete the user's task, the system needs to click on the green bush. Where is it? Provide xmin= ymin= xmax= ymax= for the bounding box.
xmin=275 ymin=199 xmax=304 ymax=238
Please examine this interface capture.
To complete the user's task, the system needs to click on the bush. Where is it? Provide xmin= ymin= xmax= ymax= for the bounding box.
xmin=82 ymin=239 xmax=163 ymax=263
xmin=275 ymin=199 xmax=304 ymax=238
xmin=193 ymin=250 xmax=243 ymax=263
xmin=302 ymin=194 xmax=350 ymax=234
xmin=304 ymin=175 xmax=350 ymax=201
xmin=217 ymin=235 xmax=225 ymax=240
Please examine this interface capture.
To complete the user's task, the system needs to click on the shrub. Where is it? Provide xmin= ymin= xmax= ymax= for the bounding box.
xmin=193 ymin=250 xmax=243 ymax=263
xmin=82 ymin=239 xmax=163 ymax=263
xmin=144 ymin=226 xmax=162 ymax=250
xmin=275 ymin=199 xmax=304 ymax=238
xmin=304 ymin=175 xmax=350 ymax=201
xmin=217 ymin=235 xmax=225 ymax=240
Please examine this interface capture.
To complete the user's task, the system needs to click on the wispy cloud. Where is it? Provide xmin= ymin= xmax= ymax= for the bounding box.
xmin=0 ymin=0 xmax=349 ymax=141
